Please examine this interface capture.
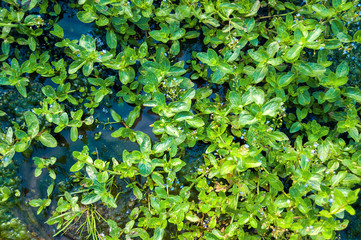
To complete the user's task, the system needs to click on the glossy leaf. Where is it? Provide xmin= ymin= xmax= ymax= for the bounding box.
xmin=39 ymin=133 xmax=57 ymax=148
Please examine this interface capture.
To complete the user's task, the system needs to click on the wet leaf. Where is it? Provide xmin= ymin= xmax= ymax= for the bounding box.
xmin=39 ymin=132 xmax=57 ymax=148
xmin=81 ymin=193 xmax=101 ymax=205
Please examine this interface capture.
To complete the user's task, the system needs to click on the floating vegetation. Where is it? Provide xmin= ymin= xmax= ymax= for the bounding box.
xmin=1 ymin=0 xmax=361 ymax=239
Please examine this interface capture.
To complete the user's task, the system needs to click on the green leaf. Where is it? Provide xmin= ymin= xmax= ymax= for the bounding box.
xmin=135 ymin=228 xmax=150 ymax=240
xmin=79 ymin=35 xmax=96 ymax=52
xmin=354 ymin=30 xmax=361 ymax=43
xmin=24 ymin=111 xmax=39 ymax=137
xmin=126 ymin=106 xmax=141 ymax=128
xmin=284 ymin=44 xmax=303 ymax=62
xmin=69 ymin=60 xmax=86 ymax=74
xmin=138 ymin=42 xmax=148 ymax=58
xmin=239 ymin=114 xmax=256 ymax=125
xmin=298 ymin=90 xmax=311 ymax=106
xmin=119 ymin=68 xmax=135 ymax=85
xmin=41 ymin=85 xmax=56 ymax=98
xmin=307 ymin=26 xmax=323 ymax=42
xmin=153 ymin=228 xmax=165 ymax=240
xmin=245 ymin=159 xmax=261 ymax=169
xmin=16 ymin=83 xmax=27 ymax=98
xmin=343 ymin=87 xmax=361 ymax=102
xmin=345 ymin=205 xmax=355 ymax=215
xmin=110 ymin=109 xmax=122 ymax=122
xmin=0 ymin=77 xmax=10 ymax=85
xmin=336 ymin=61 xmax=349 ymax=78
xmin=149 ymin=30 xmax=169 ymax=43
xmin=54 ymin=3 xmax=61 ymax=15
xmin=174 ymin=111 xmax=193 ymax=121
xmin=39 ymin=133 xmax=57 ymax=148
xmin=197 ymin=52 xmax=211 ymax=65
xmin=139 ymin=161 xmax=152 ymax=177
xmin=50 ymin=23 xmax=64 ymax=38
xmin=29 ymin=199 xmax=42 ymax=207
xmin=45 ymin=182 xmax=53 ymax=196
xmin=253 ymin=66 xmax=268 ymax=83
xmin=70 ymin=161 xmax=85 ymax=172
xmin=246 ymin=0 xmax=260 ymax=16
xmin=28 ymin=37 xmax=36 ymax=51
xmin=186 ymin=117 xmax=204 ymax=128
xmin=262 ymin=98 xmax=282 ymax=117
xmin=268 ymin=174 xmax=284 ymax=191
xmin=97 ymin=171 xmax=109 ymax=183
xmin=106 ymin=30 xmax=117 ymax=49
xmin=248 ymin=49 xmax=267 ymax=62
xmin=133 ymin=186 xmax=143 ymax=200
xmin=186 ymin=214 xmax=200 ymax=223
xmin=81 ymin=193 xmax=101 ymax=205
xmin=269 ymin=131 xmax=289 ymax=141
xmin=15 ymin=141 xmax=30 ymax=152
xmin=230 ymin=91 xmax=242 ymax=107
xmin=77 ymin=11 xmax=98 ymax=23
xmin=331 ymin=171 xmax=347 ymax=187
xmin=152 ymin=173 xmax=165 ymax=187
xmin=82 ymin=62 xmax=94 ymax=76
xmin=70 ymin=127 xmax=78 ymax=142
xmin=290 ymin=122 xmax=302 ymax=133
xmin=139 ymin=134 xmax=151 ymax=153
xmin=220 ymin=160 xmax=236 ymax=175
xmin=170 ymin=28 xmax=185 ymax=40
xmin=278 ymin=72 xmax=294 ymax=87
xmin=153 ymin=138 xmax=172 ymax=153
xmin=337 ymin=32 xmax=352 ymax=42
xmin=165 ymin=125 xmax=179 ymax=137
xmin=72 ymin=109 xmax=83 ymax=120
xmin=266 ymin=41 xmax=280 ymax=57
xmin=184 ymin=31 xmax=200 ymax=39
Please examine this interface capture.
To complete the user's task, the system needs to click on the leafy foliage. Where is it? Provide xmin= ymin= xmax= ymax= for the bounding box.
xmin=1 ymin=0 xmax=361 ymax=239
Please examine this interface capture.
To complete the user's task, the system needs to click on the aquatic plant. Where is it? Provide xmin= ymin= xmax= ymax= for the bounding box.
xmin=1 ymin=0 xmax=361 ymax=239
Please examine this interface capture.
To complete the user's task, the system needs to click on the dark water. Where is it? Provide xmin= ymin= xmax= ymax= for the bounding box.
xmin=57 ymin=8 xmax=93 ymax=41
